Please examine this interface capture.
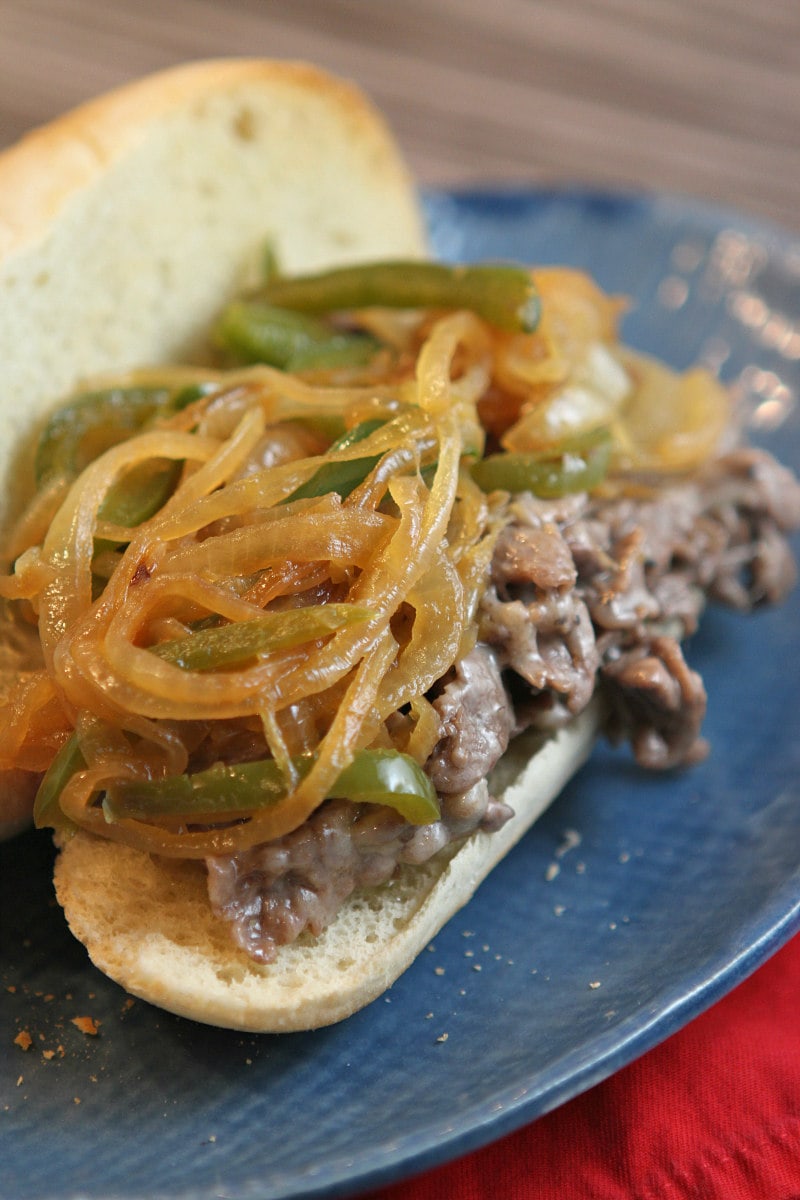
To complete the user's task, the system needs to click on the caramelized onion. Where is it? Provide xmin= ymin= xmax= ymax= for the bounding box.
xmin=1 ymin=277 xmax=734 ymax=853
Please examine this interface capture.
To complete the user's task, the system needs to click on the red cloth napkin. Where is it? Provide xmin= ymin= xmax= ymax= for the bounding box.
xmin=368 ymin=933 xmax=800 ymax=1200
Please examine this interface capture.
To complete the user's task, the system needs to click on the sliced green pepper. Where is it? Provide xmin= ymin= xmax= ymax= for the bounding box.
xmin=283 ymin=420 xmax=388 ymax=504
xmin=33 ymin=733 xmax=84 ymax=834
xmin=471 ymin=428 xmax=613 ymax=497
xmin=98 ymin=460 xmax=182 ymax=532
xmin=151 ymin=603 xmax=375 ymax=672
xmin=102 ymin=748 xmax=440 ymax=827
xmin=35 ymin=381 xmax=214 ymax=486
xmin=282 ymin=419 xmax=386 ymax=504
xmin=214 ymin=301 xmax=381 ymax=371
xmin=254 ymin=260 xmax=541 ymax=334
xmin=260 ymin=240 xmax=281 ymax=284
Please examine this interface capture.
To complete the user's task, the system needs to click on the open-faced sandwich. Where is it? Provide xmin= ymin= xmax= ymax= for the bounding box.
xmin=0 ymin=60 xmax=798 ymax=1031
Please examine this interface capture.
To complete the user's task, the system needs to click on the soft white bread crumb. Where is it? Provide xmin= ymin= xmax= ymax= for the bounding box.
xmin=54 ymin=708 xmax=598 ymax=1032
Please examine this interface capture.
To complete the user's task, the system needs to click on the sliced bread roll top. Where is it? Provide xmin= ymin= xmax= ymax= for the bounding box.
xmin=0 ymin=58 xmax=427 ymax=521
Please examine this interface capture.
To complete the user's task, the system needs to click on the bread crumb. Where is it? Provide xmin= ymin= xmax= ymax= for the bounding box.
xmin=434 ymin=966 xmax=445 ymax=976
xmin=619 ymin=851 xmax=630 ymax=864
xmin=545 ymin=862 xmax=560 ymax=882
xmin=6 ymin=985 xmax=17 ymax=994
xmin=436 ymin=1032 xmax=449 ymax=1043
xmin=556 ymin=828 xmax=582 ymax=858
xmin=16 ymin=1075 xmax=23 ymax=1087
xmin=589 ymin=981 xmax=602 ymax=989
xmin=13 ymin=1031 xmax=32 ymax=1051
xmin=42 ymin=1050 xmax=55 ymax=1061
xmin=553 ymin=904 xmax=566 ymax=916
xmin=71 ymin=1016 xmax=100 ymax=1036
xmin=74 ymin=1097 xmax=81 ymax=1105
xmin=472 ymin=963 xmax=482 ymax=972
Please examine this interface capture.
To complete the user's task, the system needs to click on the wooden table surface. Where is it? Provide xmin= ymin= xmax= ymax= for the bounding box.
xmin=1 ymin=0 xmax=798 ymax=230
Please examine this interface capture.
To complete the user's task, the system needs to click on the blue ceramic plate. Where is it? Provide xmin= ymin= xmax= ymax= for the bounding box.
xmin=2 ymin=188 xmax=800 ymax=1200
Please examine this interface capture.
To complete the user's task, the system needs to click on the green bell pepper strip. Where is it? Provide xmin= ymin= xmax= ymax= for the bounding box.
xmin=213 ymin=301 xmax=381 ymax=371
xmin=471 ymin=428 xmax=613 ymax=497
xmin=282 ymin=418 xmax=386 ymax=504
xmin=260 ymin=240 xmax=281 ymax=284
xmin=254 ymin=261 xmax=541 ymax=334
xmin=92 ymin=460 xmax=183 ymax=575
xmin=151 ymin=603 xmax=375 ymax=672
xmin=98 ymin=460 xmax=183 ymax=532
xmin=33 ymin=733 xmax=84 ymax=833
xmin=102 ymin=748 xmax=440 ymax=827
xmin=35 ymin=382 xmax=215 ymax=487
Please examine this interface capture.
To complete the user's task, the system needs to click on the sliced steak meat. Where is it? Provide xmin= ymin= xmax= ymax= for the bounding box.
xmin=484 ymin=447 xmax=800 ymax=767
xmin=205 ymin=445 xmax=800 ymax=963
xmin=600 ymin=634 xmax=708 ymax=769
xmin=480 ymin=513 xmax=598 ymax=718
xmin=425 ymin=645 xmax=515 ymax=794
xmin=207 ymin=779 xmax=509 ymax=963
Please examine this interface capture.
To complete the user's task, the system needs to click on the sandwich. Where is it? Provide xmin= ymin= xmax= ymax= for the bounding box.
xmin=0 ymin=60 xmax=798 ymax=1032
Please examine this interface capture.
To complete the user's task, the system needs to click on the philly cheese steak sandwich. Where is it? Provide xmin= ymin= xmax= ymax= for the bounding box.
xmin=0 ymin=60 xmax=798 ymax=1031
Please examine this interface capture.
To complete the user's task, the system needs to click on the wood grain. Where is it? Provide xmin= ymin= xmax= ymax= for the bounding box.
xmin=0 ymin=0 xmax=798 ymax=228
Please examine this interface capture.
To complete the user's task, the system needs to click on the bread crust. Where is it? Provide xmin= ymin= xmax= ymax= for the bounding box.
xmin=54 ymin=707 xmax=599 ymax=1032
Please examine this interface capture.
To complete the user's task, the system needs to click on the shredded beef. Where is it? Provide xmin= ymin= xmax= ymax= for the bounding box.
xmin=600 ymin=636 xmax=708 ymax=769
xmin=426 ymin=646 xmax=515 ymax=794
xmin=206 ymin=780 xmax=509 ymax=963
xmin=206 ymin=447 xmax=800 ymax=960
xmin=481 ymin=449 xmax=800 ymax=766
